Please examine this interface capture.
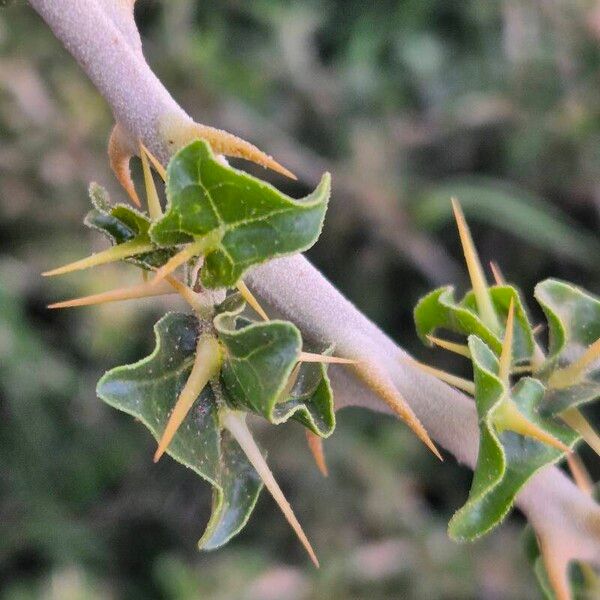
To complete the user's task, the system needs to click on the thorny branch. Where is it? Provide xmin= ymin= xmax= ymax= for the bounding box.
xmin=27 ymin=1 xmax=600 ymax=597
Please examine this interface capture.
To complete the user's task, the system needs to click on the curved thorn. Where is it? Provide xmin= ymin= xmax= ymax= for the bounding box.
xmin=108 ymin=123 xmax=141 ymax=206
xmin=160 ymin=115 xmax=297 ymax=180
xmin=306 ymin=430 xmax=328 ymax=477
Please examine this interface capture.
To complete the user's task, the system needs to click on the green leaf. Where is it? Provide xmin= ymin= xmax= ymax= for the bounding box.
xmin=85 ymin=182 xmax=175 ymax=270
xmin=150 ymin=140 xmax=331 ymax=288
xmin=96 ymin=312 xmax=262 ymax=550
xmin=448 ymin=336 xmax=575 ymax=541
xmin=535 ymin=279 xmax=600 ymax=414
xmin=214 ymin=309 xmax=335 ymax=437
xmin=414 ymin=285 xmax=535 ymax=363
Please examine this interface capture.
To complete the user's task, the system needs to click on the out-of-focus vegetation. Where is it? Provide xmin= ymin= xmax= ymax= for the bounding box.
xmin=0 ymin=1 xmax=598 ymax=598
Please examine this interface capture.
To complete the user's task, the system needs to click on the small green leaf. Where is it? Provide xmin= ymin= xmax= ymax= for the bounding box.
xmin=86 ymin=183 xmax=174 ymax=270
xmin=535 ymin=279 xmax=600 ymax=414
xmin=448 ymin=336 xmax=575 ymax=541
xmin=96 ymin=313 xmax=262 ymax=550
xmin=414 ymin=285 xmax=535 ymax=363
xmin=214 ymin=309 xmax=335 ymax=437
xmin=150 ymin=140 xmax=330 ymax=288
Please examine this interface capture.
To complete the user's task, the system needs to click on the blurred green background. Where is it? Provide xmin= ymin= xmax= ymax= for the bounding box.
xmin=1 ymin=1 xmax=599 ymax=598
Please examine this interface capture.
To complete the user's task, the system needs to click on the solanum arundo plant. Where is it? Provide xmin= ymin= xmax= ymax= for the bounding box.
xmin=26 ymin=2 xmax=600 ymax=598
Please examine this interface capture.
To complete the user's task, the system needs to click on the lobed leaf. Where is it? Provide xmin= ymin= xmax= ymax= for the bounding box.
xmin=414 ymin=285 xmax=535 ymax=363
xmin=96 ymin=312 xmax=262 ymax=550
xmin=85 ymin=182 xmax=174 ymax=270
xmin=535 ymin=279 xmax=600 ymax=415
xmin=150 ymin=140 xmax=330 ymax=288
xmin=448 ymin=336 xmax=575 ymax=541
xmin=215 ymin=308 xmax=335 ymax=437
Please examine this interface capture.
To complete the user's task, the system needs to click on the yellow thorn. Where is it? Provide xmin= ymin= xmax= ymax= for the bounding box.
xmin=489 ymin=261 xmax=506 ymax=286
xmin=426 ymin=335 xmax=471 ymax=358
xmin=48 ymin=280 xmax=174 ymax=309
xmin=139 ymin=141 xmax=163 ymax=220
xmin=451 ymin=198 xmax=500 ymax=332
xmin=140 ymin=142 xmax=167 ymax=181
xmin=42 ymin=239 xmax=155 ymax=277
xmin=561 ymin=407 xmax=600 ymax=457
xmin=160 ymin=115 xmax=297 ymax=180
xmin=223 ymin=411 xmax=319 ymax=567
xmin=354 ymin=361 xmax=442 ymax=460
xmin=108 ymin=123 xmax=141 ymax=206
xmin=499 ymin=299 xmax=515 ymax=385
xmin=494 ymin=400 xmax=570 ymax=453
xmin=306 ymin=430 xmax=328 ymax=477
xmin=162 ymin=274 xmax=206 ymax=315
xmin=277 ymin=363 xmax=302 ymax=403
xmin=539 ymin=537 xmax=571 ymax=600
xmin=549 ymin=338 xmax=600 ymax=389
xmin=299 ymin=351 xmax=358 ymax=365
xmin=237 ymin=280 xmax=269 ymax=321
xmin=151 ymin=241 xmax=205 ymax=285
xmin=154 ymin=334 xmax=222 ymax=462
xmin=565 ymin=452 xmax=594 ymax=496
xmin=408 ymin=358 xmax=476 ymax=395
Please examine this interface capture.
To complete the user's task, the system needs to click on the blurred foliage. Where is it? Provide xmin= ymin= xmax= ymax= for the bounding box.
xmin=0 ymin=0 xmax=599 ymax=598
